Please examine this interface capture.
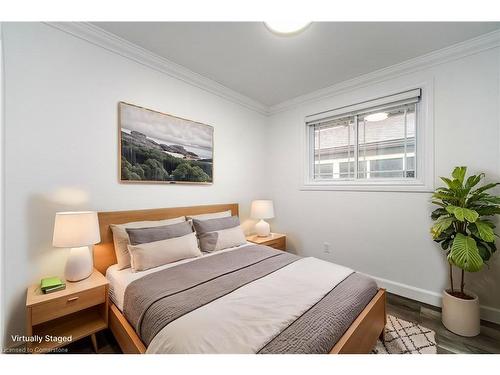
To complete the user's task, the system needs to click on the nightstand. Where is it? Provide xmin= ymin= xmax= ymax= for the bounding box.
xmin=246 ymin=233 xmax=286 ymax=251
xmin=26 ymin=269 xmax=109 ymax=354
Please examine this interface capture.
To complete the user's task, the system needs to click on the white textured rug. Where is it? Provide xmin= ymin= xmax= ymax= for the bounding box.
xmin=372 ymin=315 xmax=437 ymax=354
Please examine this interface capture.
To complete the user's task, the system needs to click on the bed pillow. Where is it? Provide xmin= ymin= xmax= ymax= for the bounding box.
xmin=110 ymin=216 xmax=185 ymax=270
xmin=126 ymin=221 xmax=193 ymax=245
xmin=192 ymin=216 xmax=246 ymax=252
xmin=127 ymin=232 xmax=201 ymax=272
xmin=187 ymin=210 xmax=232 ymax=221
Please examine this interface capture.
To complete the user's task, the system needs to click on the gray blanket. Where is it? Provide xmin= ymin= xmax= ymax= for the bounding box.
xmin=259 ymin=272 xmax=378 ymax=354
xmin=124 ymin=245 xmax=299 ymax=345
xmin=124 ymin=245 xmax=378 ymax=352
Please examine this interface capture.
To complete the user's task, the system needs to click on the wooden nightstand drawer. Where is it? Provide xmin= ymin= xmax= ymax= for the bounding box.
xmin=246 ymin=233 xmax=287 ymax=251
xmin=266 ymin=237 xmax=286 ymax=250
xmin=31 ymin=286 xmax=105 ymax=325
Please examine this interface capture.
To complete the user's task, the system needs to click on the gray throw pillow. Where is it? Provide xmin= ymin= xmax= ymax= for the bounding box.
xmin=126 ymin=221 xmax=193 ymax=245
xmin=192 ymin=216 xmax=246 ymax=252
xmin=192 ymin=216 xmax=240 ymax=234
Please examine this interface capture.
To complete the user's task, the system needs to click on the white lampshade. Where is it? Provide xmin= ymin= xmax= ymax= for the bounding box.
xmin=53 ymin=211 xmax=101 ymax=248
xmin=250 ymin=200 xmax=275 ymax=220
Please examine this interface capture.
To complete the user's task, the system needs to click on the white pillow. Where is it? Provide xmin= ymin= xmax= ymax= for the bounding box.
xmin=110 ymin=216 xmax=185 ymax=270
xmin=188 ymin=210 xmax=232 ymax=221
xmin=197 ymin=225 xmax=247 ymax=252
xmin=127 ymin=232 xmax=202 ymax=272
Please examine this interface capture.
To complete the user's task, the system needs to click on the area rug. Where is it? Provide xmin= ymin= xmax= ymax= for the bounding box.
xmin=371 ymin=315 xmax=437 ymax=354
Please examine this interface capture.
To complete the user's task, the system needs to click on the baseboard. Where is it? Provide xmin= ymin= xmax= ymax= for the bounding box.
xmin=479 ymin=305 xmax=500 ymax=325
xmin=363 ymin=273 xmax=500 ymax=325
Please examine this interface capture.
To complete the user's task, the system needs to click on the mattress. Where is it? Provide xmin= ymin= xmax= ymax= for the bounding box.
xmin=106 ymin=242 xmax=254 ymax=311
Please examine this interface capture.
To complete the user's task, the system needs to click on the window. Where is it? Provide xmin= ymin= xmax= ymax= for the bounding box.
xmin=303 ymin=88 xmax=433 ymax=191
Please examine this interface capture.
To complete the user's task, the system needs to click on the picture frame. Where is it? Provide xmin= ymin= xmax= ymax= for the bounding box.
xmin=118 ymin=102 xmax=214 ymax=184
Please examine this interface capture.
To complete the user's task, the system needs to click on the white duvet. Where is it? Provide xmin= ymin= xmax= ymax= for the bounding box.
xmin=106 ymin=245 xmax=353 ymax=354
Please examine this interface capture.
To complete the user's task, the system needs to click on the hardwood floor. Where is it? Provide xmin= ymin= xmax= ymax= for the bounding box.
xmin=386 ymin=293 xmax=500 ymax=354
xmin=63 ymin=292 xmax=500 ymax=354
xmin=62 ymin=329 xmax=122 ymax=354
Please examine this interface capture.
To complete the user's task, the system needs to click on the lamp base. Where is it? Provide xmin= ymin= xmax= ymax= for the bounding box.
xmin=255 ymin=219 xmax=271 ymax=237
xmin=65 ymin=246 xmax=93 ymax=282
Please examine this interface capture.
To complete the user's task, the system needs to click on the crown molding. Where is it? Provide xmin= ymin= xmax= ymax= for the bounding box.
xmin=45 ymin=22 xmax=270 ymax=115
xmin=44 ymin=23 xmax=500 ymax=118
xmin=269 ymin=29 xmax=500 ymax=115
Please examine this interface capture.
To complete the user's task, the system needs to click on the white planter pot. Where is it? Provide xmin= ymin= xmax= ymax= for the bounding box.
xmin=442 ymin=290 xmax=480 ymax=337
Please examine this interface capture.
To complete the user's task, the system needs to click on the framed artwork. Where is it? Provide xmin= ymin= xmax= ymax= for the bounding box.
xmin=119 ymin=102 xmax=214 ymax=184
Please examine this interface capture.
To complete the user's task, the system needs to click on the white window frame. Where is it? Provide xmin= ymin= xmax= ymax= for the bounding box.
xmin=301 ymin=81 xmax=434 ymax=192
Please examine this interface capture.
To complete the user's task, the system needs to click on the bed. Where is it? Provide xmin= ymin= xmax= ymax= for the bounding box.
xmin=93 ymin=203 xmax=386 ymax=354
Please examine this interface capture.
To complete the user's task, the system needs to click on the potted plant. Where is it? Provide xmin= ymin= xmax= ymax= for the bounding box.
xmin=431 ymin=166 xmax=499 ymax=337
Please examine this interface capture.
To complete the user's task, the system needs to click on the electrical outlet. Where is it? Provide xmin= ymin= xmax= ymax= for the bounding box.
xmin=323 ymin=242 xmax=331 ymax=254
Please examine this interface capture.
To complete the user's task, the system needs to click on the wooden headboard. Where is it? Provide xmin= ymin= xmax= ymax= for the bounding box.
xmin=93 ymin=203 xmax=239 ymax=274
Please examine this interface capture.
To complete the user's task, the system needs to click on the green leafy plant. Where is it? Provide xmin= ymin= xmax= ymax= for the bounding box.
xmin=431 ymin=167 xmax=499 ymax=298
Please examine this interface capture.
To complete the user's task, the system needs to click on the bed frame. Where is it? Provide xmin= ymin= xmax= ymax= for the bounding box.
xmin=93 ymin=203 xmax=386 ymax=354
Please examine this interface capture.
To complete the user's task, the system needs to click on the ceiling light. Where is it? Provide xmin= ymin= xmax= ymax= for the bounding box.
xmin=365 ymin=112 xmax=389 ymax=122
xmin=264 ymin=21 xmax=311 ymax=36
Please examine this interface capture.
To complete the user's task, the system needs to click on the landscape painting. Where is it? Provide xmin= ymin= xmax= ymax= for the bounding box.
xmin=119 ymin=102 xmax=213 ymax=184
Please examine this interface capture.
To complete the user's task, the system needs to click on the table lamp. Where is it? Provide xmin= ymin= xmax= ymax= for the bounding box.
xmin=52 ymin=211 xmax=101 ymax=282
xmin=250 ymin=200 xmax=275 ymax=237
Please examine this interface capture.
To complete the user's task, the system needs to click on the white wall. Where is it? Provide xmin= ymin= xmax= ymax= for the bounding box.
xmin=0 ymin=21 xmax=5 ymax=349
xmin=267 ymin=48 xmax=500 ymax=322
xmin=2 ymin=23 xmax=269 ymax=347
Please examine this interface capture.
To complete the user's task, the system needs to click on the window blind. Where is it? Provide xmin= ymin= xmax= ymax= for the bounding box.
xmin=305 ymin=88 xmax=421 ymax=126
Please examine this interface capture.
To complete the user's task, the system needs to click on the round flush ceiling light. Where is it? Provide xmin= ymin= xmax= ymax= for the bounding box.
xmin=365 ymin=112 xmax=389 ymax=122
xmin=264 ymin=21 xmax=311 ymax=36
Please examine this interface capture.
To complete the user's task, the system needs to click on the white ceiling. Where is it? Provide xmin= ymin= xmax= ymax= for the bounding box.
xmin=93 ymin=22 xmax=500 ymax=107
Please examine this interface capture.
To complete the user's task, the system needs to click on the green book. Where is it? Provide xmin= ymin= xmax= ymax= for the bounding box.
xmin=43 ymin=283 xmax=66 ymax=294
xmin=40 ymin=276 xmax=64 ymax=291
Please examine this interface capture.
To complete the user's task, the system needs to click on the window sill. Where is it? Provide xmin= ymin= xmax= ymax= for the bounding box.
xmin=300 ymin=180 xmax=434 ymax=192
